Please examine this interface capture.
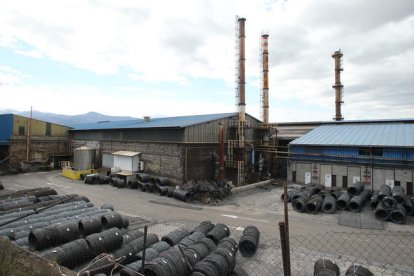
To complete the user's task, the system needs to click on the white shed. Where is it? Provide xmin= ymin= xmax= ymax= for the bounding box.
xmin=113 ymin=151 xmax=140 ymax=172
xmin=102 ymin=151 xmax=114 ymax=168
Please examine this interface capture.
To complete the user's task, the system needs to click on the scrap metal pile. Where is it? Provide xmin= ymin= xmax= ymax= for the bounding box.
xmin=181 ymin=179 xmax=232 ymax=202
xmin=84 ymin=172 xmax=232 ymax=203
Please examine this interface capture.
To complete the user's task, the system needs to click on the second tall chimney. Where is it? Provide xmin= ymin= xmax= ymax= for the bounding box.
xmin=261 ymin=33 xmax=269 ymax=128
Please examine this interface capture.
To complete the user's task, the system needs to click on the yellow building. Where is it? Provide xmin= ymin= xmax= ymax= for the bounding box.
xmin=0 ymin=114 xmax=70 ymax=171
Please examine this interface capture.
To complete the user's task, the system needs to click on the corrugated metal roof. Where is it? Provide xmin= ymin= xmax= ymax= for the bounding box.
xmin=70 ymin=113 xmax=238 ymax=130
xmin=112 ymin=151 xmax=140 ymax=157
xmin=276 ymin=118 xmax=414 ymax=126
xmin=290 ymin=124 xmax=414 ymax=147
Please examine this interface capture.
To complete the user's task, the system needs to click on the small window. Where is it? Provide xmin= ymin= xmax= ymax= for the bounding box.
xmin=19 ymin=126 xmax=25 ymax=135
xmin=46 ymin=123 xmax=52 ymax=136
xmin=372 ymin=148 xmax=383 ymax=157
xmin=394 ymin=181 xmax=401 ymax=187
xmin=358 ymin=147 xmax=383 ymax=157
xmin=292 ymin=171 xmax=296 ymax=183
xmin=358 ymin=148 xmax=370 ymax=156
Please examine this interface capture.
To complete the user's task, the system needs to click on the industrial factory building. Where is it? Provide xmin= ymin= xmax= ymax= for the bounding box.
xmin=287 ymin=120 xmax=414 ymax=195
xmin=0 ymin=114 xmax=69 ymax=170
xmin=69 ymin=113 xmax=272 ymax=185
xmin=69 ymin=18 xmax=279 ymax=186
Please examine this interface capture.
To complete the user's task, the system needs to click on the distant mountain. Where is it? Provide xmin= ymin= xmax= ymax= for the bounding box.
xmin=0 ymin=110 xmax=137 ymax=126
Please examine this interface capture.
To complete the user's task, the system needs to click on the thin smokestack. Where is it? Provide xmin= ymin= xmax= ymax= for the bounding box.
xmin=261 ymin=33 xmax=269 ymax=128
xmin=332 ymin=50 xmax=344 ymax=121
xmin=238 ymin=17 xmax=246 ymax=123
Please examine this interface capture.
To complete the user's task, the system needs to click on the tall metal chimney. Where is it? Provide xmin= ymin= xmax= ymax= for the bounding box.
xmin=238 ymin=17 xmax=246 ymax=123
xmin=261 ymin=33 xmax=269 ymax=128
xmin=332 ymin=50 xmax=344 ymax=121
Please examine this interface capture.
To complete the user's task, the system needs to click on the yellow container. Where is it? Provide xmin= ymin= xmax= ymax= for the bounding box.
xmin=62 ymin=168 xmax=98 ymax=180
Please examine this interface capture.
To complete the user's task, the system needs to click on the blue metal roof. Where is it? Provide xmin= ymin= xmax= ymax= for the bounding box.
xmin=290 ymin=123 xmax=414 ymax=147
xmin=70 ymin=113 xmax=238 ymax=130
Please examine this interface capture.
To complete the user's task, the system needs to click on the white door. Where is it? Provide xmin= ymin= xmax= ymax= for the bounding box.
xmin=353 ymin=176 xmax=360 ymax=184
xmin=305 ymin=172 xmax=311 ymax=184
xmin=325 ymin=174 xmax=332 ymax=188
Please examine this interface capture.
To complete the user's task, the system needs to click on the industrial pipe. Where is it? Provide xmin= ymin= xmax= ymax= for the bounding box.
xmin=219 ymin=124 xmax=225 ymax=182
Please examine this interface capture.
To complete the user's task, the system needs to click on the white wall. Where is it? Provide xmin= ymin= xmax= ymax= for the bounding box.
xmin=114 ymin=155 xmax=139 ymax=172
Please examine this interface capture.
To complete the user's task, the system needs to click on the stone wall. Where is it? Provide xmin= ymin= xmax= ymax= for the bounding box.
xmin=72 ymin=139 xmax=222 ymax=185
xmin=8 ymin=137 xmax=68 ymax=167
xmin=0 ymin=145 xmax=9 ymax=171
xmin=73 ymin=140 xmax=185 ymax=184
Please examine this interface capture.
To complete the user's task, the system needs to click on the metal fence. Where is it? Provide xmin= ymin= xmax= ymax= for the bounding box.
xmin=288 ymin=231 xmax=414 ymax=276
xmin=142 ymin=219 xmax=414 ymax=276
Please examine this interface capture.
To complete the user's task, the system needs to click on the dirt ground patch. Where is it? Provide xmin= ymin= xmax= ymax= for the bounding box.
xmin=0 ymin=238 xmax=75 ymax=276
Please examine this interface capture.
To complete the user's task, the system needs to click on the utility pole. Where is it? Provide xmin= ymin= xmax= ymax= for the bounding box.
xmin=26 ymin=106 xmax=32 ymax=162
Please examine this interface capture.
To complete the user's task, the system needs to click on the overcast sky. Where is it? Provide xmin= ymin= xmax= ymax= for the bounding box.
xmin=0 ymin=0 xmax=413 ymax=122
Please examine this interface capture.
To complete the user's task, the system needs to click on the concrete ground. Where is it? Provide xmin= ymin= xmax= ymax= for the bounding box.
xmin=1 ymin=171 xmax=413 ymax=237
xmin=1 ymin=171 xmax=414 ymax=275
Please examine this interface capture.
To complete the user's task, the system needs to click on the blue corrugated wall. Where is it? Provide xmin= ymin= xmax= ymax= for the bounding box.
xmin=0 ymin=114 xmax=13 ymax=145
xmin=290 ymin=145 xmax=414 ymax=166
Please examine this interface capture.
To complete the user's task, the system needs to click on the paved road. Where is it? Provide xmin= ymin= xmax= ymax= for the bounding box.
xmin=1 ymin=171 xmax=411 ymax=237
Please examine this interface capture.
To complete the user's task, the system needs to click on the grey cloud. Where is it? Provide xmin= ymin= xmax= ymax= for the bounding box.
xmin=267 ymin=26 xmax=309 ymax=65
xmin=161 ymin=16 xmax=227 ymax=61
xmin=262 ymin=0 xmax=414 ymax=119
xmin=345 ymin=73 xmax=414 ymax=115
xmin=302 ymin=0 xmax=414 ymax=32
xmin=160 ymin=1 xmax=229 ymax=59
xmin=163 ymin=21 xmax=206 ymax=55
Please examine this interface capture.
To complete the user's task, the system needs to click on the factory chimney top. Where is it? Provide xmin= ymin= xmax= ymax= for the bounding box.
xmin=332 ymin=49 xmax=344 ymax=121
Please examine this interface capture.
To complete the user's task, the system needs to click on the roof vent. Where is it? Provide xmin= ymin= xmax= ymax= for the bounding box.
xmin=143 ymin=116 xmax=151 ymax=122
